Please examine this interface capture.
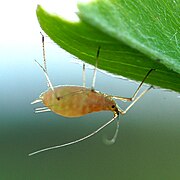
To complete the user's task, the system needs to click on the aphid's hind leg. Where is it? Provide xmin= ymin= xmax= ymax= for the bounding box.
xmin=83 ymin=63 xmax=86 ymax=87
xmin=34 ymin=107 xmax=51 ymax=113
xmin=38 ymin=32 xmax=54 ymax=90
xmin=40 ymin=32 xmax=47 ymax=73
xmin=34 ymin=60 xmax=55 ymax=92
xmin=31 ymin=98 xmax=42 ymax=104
xmin=91 ymin=46 xmax=101 ymax=90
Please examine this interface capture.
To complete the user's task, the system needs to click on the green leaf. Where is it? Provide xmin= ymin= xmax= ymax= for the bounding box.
xmin=36 ymin=5 xmax=180 ymax=92
xmin=78 ymin=0 xmax=180 ymax=73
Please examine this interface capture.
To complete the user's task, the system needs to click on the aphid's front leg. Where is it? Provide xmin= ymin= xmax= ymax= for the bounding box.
xmin=104 ymin=83 xmax=152 ymax=144
xmin=117 ymin=85 xmax=153 ymax=115
xmin=104 ymin=84 xmax=151 ymax=144
xmin=112 ymin=69 xmax=155 ymax=102
xmin=113 ymin=69 xmax=154 ymax=114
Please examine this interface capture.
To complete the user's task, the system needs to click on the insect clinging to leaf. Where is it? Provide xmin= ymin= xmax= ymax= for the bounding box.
xmin=29 ymin=32 xmax=154 ymax=156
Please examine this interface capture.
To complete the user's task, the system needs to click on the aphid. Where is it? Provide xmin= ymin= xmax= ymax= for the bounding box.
xmin=29 ymin=33 xmax=154 ymax=156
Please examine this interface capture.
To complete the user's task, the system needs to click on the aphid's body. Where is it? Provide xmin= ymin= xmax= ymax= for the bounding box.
xmin=29 ymin=33 xmax=154 ymax=156
xmin=41 ymin=86 xmax=117 ymax=117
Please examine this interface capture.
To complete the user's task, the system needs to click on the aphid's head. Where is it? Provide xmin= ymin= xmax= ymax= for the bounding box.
xmin=110 ymin=104 xmax=119 ymax=116
xmin=105 ymin=97 xmax=119 ymax=116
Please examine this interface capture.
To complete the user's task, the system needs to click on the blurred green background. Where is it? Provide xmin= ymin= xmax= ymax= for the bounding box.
xmin=0 ymin=1 xmax=180 ymax=180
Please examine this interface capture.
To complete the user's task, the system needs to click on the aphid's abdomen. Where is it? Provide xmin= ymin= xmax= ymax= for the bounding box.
xmin=41 ymin=86 xmax=113 ymax=117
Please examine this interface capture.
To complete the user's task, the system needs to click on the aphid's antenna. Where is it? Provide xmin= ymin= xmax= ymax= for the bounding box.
xmin=83 ymin=63 xmax=86 ymax=87
xmin=91 ymin=46 xmax=101 ymax=90
xmin=103 ymin=116 xmax=121 ymax=145
xmin=28 ymin=112 xmax=119 ymax=156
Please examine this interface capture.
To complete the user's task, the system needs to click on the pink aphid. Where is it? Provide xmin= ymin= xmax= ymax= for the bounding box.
xmin=40 ymin=86 xmax=118 ymax=117
xmin=29 ymin=33 xmax=153 ymax=156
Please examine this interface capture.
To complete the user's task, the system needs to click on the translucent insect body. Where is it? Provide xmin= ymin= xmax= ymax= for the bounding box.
xmin=29 ymin=33 xmax=154 ymax=156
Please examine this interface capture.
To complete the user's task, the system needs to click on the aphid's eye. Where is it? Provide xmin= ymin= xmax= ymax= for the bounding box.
xmin=57 ymin=97 xmax=60 ymax=101
xmin=111 ymin=105 xmax=115 ymax=108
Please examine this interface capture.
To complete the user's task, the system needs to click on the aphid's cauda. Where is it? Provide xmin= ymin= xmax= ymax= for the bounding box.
xmin=29 ymin=33 xmax=154 ymax=156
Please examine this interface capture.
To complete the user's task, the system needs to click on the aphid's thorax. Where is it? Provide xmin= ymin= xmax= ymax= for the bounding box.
xmin=39 ymin=86 xmax=118 ymax=117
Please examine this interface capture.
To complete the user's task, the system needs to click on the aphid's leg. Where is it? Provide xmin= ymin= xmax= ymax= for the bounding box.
xmin=31 ymin=98 xmax=42 ymax=104
xmin=39 ymin=32 xmax=55 ymax=92
xmin=91 ymin=46 xmax=101 ymax=90
xmin=28 ymin=112 xmax=118 ymax=156
xmin=35 ymin=107 xmax=49 ymax=111
xmin=112 ymin=69 xmax=155 ymax=102
xmin=103 ymin=81 xmax=152 ymax=144
xmin=83 ymin=63 xmax=86 ymax=87
xmin=34 ymin=60 xmax=55 ymax=92
xmin=34 ymin=107 xmax=51 ymax=113
xmin=128 ymin=68 xmax=154 ymax=101
xmin=40 ymin=32 xmax=47 ymax=74
xmin=118 ymin=85 xmax=153 ymax=115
